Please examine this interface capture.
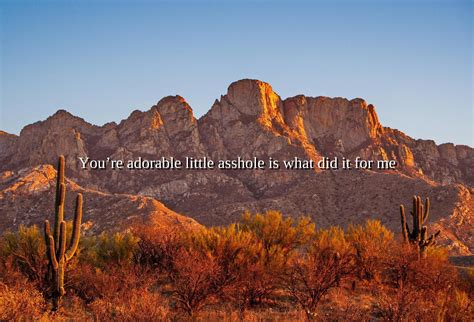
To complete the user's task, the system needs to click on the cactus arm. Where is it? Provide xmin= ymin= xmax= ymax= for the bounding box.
xmin=66 ymin=194 xmax=83 ymax=261
xmin=58 ymin=261 xmax=65 ymax=297
xmin=44 ymin=220 xmax=52 ymax=245
xmin=431 ymin=230 xmax=441 ymax=241
xmin=411 ymin=196 xmax=416 ymax=217
xmin=421 ymin=229 xmax=440 ymax=249
xmin=57 ymin=221 xmax=67 ymax=260
xmin=400 ymin=205 xmax=409 ymax=241
xmin=420 ymin=226 xmax=427 ymax=246
xmin=55 ymin=156 xmax=65 ymax=203
xmin=418 ymin=197 xmax=424 ymax=232
xmin=423 ymin=198 xmax=430 ymax=223
xmin=47 ymin=235 xmax=58 ymax=270
xmin=53 ymin=156 xmax=65 ymax=244
xmin=428 ymin=231 xmax=440 ymax=246
xmin=54 ymin=182 xmax=66 ymax=251
xmin=412 ymin=197 xmax=419 ymax=238
xmin=44 ymin=220 xmax=55 ymax=266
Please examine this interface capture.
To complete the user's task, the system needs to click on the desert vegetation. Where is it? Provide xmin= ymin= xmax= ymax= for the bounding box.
xmin=1 ymin=212 xmax=473 ymax=320
xmin=0 ymin=157 xmax=473 ymax=320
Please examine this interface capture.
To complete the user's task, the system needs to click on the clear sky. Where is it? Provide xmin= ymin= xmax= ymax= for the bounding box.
xmin=1 ymin=0 xmax=472 ymax=145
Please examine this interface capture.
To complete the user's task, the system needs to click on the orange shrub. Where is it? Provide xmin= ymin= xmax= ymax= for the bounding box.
xmin=168 ymin=247 xmax=221 ymax=316
xmin=282 ymin=236 xmax=354 ymax=320
xmin=347 ymin=220 xmax=393 ymax=282
xmin=90 ymin=286 xmax=168 ymax=320
xmin=0 ymin=280 xmax=46 ymax=320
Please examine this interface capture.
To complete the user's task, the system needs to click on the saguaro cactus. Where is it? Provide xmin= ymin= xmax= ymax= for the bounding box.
xmin=400 ymin=195 xmax=440 ymax=258
xmin=44 ymin=155 xmax=83 ymax=310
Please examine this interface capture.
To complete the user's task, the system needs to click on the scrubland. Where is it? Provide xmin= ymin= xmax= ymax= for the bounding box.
xmin=1 ymin=211 xmax=473 ymax=321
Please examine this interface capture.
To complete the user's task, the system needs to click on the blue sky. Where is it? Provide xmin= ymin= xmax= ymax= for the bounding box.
xmin=1 ymin=0 xmax=472 ymax=145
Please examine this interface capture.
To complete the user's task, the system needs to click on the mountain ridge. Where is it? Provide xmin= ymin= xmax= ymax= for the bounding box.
xmin=1 ymin=79 xmax=472 ymax=254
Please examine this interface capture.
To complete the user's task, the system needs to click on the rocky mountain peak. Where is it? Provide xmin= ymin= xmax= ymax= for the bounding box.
xmin=226 ymin=79 xmax=282 ymax=117
xmin=51 ymin=108 xmax=75 ymax=118
xmin=156 ymin=95 xmax=193 ymax=113
xmin=224 ymin=79 xmax=288 ymax=133
xmin=154 ymin=95 xmax=197 ymax=131
xmin=36 ymin=109 xmax=94 ymax=132
xmin=120 ymin=109 xmax=164 ymax=132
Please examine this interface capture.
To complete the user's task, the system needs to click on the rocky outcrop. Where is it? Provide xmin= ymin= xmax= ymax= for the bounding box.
xmin=282 ymin=96 xmax=384 ymax=153
xmin=113 ymin=96 xmax=205 ymax=158
xmin=199 ymin=80 xmax=316 ymax=161
xmin=5 ymin=111 xmax=97 ymax=172
xmin=0 ymin=79 xmax=472 ymax=254
xmin=0 ymin=131 xmax=18 ymax=161
xmin=384 ymin=128 xmax=474 ymax=185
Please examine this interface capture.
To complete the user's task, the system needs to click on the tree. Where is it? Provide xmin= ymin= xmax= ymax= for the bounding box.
xmin=347 ymin=220 xmax=393 ymax=282
xmin=283 ymin=245 xmax=354 ymax=320
xmin=238 ymin=211 xmax=315 ymax=307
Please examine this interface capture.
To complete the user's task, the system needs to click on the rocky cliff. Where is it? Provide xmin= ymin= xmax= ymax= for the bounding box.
xmin=1 ymin=79 xmax=472 ymax=254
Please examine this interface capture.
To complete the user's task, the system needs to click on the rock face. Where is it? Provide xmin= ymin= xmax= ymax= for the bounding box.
xmin=113 ymin=96 xmax=206 ymax=158
xmin=1 ymin=79 xmax=473 ymax=254
xmin=283 ymin=96 xmax=384 ymax=153
xmin=9 ymin=111 xmax=96 ymax=172
xmin=0 ymin=131 xmax=18 ymax=161
xmin=200 ymin=80 xmax=315 ymax=161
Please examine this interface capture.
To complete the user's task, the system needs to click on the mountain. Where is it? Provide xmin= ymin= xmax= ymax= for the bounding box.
xmin=1 ymin=79 xmax=472 ymax=254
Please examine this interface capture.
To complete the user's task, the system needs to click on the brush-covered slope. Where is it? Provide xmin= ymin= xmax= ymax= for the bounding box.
xmin=0 ymin=165 xmax=199 ymax=234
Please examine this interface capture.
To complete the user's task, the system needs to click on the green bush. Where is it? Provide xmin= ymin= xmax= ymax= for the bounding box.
xmin=80 ymin=231 xmax=139 ymax=268
xmin=0 ymin=225 xmax=47 ymax=284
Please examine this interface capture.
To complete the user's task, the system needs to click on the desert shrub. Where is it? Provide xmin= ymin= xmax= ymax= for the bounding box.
xmin=80 ymin=231 xmax=139 ymax=268
xmin=282 ymin=229 xmax=355 ymax=320
xmin=230 ymin=243 xmax=281 ymax=310
xmin=134 ymin=224 xmax=252 ymax=316
xmin=372 ymin=283 xmax=427 ymax=321
xmin=90 ymin=286 xmax=168 ymax=320
xmin=240 ymin=210 xmax=315 ymax=257
xmin=237 ymin=211 xmax=315 ymax=308
xmin=193 ymin=224 xmax=275 ymax=310
xmin=347 ymin=220 xmax=393 ymax=282
xmin=373 ymin=243 xmax=461 ymax=320
xmin=2 ymin=216 xmax=473 ymax=320
xmin=70 ymin=261 xmax=156 ymax=305
xmin=384 ymin=245 xmax=456 ymax=295
xmin=313 ymin=226 xmax=351 ymax=253
xmin=443 ymin=289 xmax=474 ymax=321
xmin=192 ymin=224 xmax=257 ymax=291
xmin=133 ymin=225 xmax=186 ymax=275
xmin=168 ymin=247 xmax=221 ymax=316
xmin=0 ymin=280 xmax=46 ymax=320
xmin=0 ymin=225 xmax=48 ymax=287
